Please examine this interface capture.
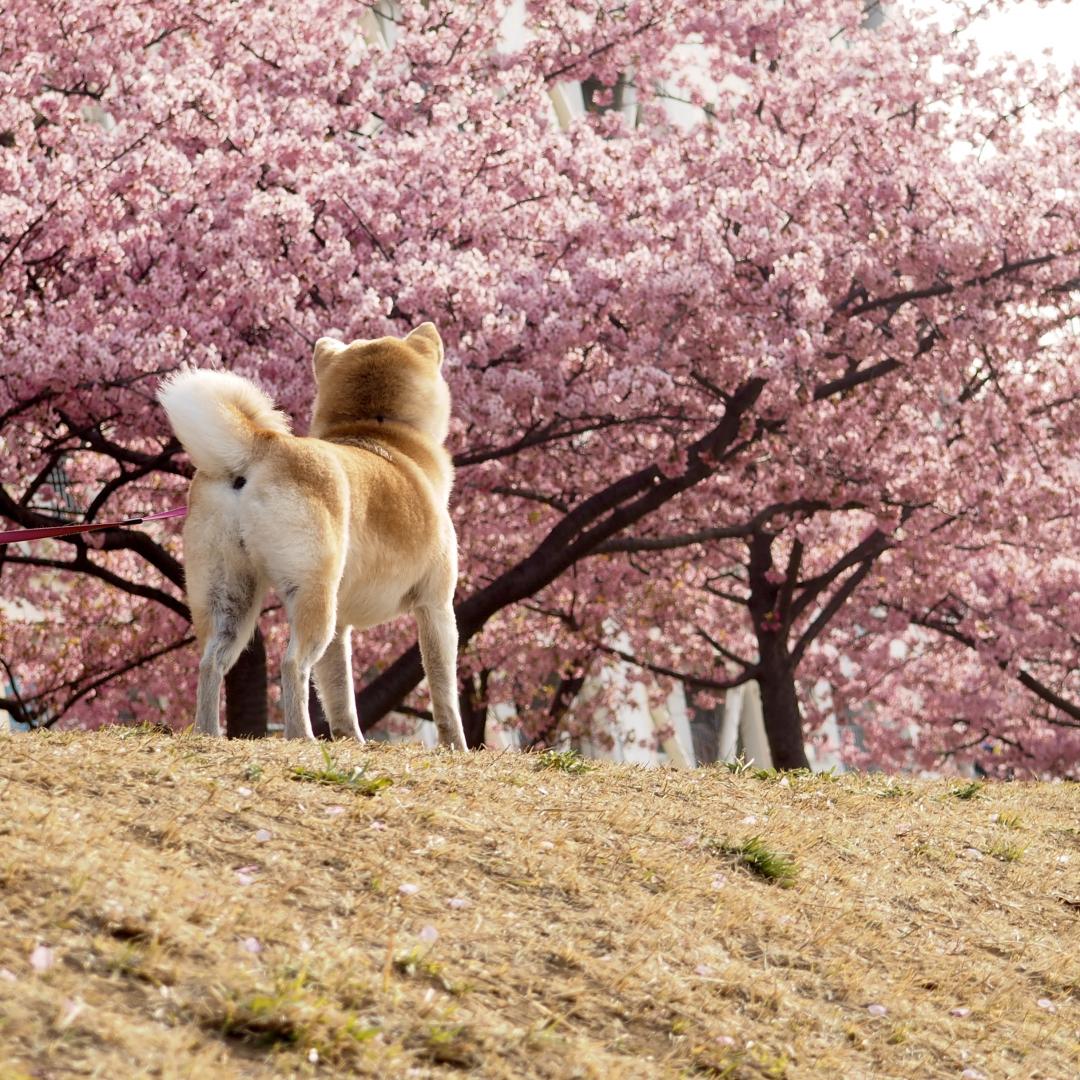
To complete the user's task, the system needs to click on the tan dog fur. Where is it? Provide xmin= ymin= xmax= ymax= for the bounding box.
xmin=157 ymin=324 xmax=466 ymax=747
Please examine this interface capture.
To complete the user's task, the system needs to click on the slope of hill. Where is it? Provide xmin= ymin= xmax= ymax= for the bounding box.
xmin=0 ymin=729 xmax=1076 ymax=1078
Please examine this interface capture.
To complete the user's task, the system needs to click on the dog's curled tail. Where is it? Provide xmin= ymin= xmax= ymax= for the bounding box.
xmin=157 ymin=368 xmax=291 ymax=479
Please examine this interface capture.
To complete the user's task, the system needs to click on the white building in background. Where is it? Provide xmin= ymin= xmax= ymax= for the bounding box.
xmin=571 ymin=637 xmax=696 ymax=768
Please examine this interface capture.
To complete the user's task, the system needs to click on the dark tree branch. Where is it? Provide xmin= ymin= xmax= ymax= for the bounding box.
xmin=490 ymin=486 xmax=570 ymax=513
xmin=57 ymin=633 xmax=194 ymax=723
xmin=841 ymin=252 xmax=1060 ymax=318
xmin=694 ymin=625 xmax=755 ymax=670
xmin=912 ymin=612 xmax=1080 ymax=725
xmin=790 ymin=528 xmax=892 ymax=622
xmin=595 ymin=498 xmax=856 ymax=555
xmin=813 ymin=357 xmax=902 ymax=401
xmin=790 ymin=557 xmax=877 ymax=666
xmin=3 ymin=550 xmax=189 ymax=620
xmin=593 ymin=642 xmax=752 ymax=694
xmin=357 ymin=378 xmax=767 ymax=727
xmin=0 ymin=483 xmax=185 ymax=589
xmin=596 ymin=523 xmax=754 ymax=553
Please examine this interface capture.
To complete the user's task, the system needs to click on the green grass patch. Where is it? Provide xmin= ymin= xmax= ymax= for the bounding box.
xmin=201 ymin=973 xmax=380 ymax=1056
xmin=394 ymin=947 xmax=467 ymax=995
xmin=419 ymin=1023 xmax=482 ymax=1069
xmin=290 ymin=746 xmax=392 ymax=796
xmin=752 ymin=766 xmax=817 ymax=782
xmin=115 ymin=721 xmax=174 ymax=739
xmin=985 ymin=839 xmax=1025 ymax=863
xmin=719 ymin=756 xmax=755 ymax=776
xmin=950 ymin=781 xmax=984 ymax=800
xmin=876 ymin=779 xmax=913 ymax=798
xmin=707 ymin=835 xmax=798 ymax=888
xmin=718 ymin=758 xmax=831 ymax=784
xmin=534 ymin=748 xmax=596 ymax=775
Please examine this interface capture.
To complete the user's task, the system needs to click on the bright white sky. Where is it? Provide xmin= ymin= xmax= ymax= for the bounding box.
xmin=923 ymin=0 xmax=1080 ymax=68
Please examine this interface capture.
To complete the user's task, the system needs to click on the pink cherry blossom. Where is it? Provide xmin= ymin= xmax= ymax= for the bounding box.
xmin=0 ymin=1 xmax=1077 ymax=776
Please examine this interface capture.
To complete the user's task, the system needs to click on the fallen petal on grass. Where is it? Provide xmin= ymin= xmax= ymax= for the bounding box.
xmin=398 ymin=883 xmax=420 ymax=896
xmin=29 ymin=946 xmax=54 ymax=973
xmin=58 ymin=999 xmax=84 ymax=1030
xmin=866 ymin=1003 xmax=887 ymax=1017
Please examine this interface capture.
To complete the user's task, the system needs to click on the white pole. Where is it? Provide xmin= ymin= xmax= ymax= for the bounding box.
xmin=739 ymin=682 xmax=773 ymax=769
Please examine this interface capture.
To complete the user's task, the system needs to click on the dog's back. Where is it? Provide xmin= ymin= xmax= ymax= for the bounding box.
xmin=158 ymin=324 xmax=466 ymax=747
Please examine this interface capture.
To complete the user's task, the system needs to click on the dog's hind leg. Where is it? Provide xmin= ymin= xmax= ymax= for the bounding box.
xmin=313 ymin=627 xmax=363 ymax=741
xmin=192 ymin=572 xmax=262 ymax=737
xmin=415 ymin=603 xmax=467 ymax=750
xmin=281 ymin=585 xmax=338 ymax=741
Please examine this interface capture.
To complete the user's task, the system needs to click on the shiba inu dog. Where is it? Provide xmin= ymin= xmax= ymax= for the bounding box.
xmin=157 ymin=324 xmax=466 ymax=748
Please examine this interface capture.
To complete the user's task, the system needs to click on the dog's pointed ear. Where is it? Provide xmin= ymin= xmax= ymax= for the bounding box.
xmin=406 ymin=322 xmax=444 ymax=367
xmin=313 ymin=336 xmax=344 ymax=378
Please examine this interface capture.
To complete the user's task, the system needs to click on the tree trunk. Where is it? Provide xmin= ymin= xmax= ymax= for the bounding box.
xmin=756 ymin=644 xmax=810 ymax=770
xmin=745 ymin=530 xmax=811 ymax=770
xmin=459 ymin=669 xmax=490 ymax=749
xmin=526 ymin=668 xmax=586 ymax=749
xmin=225 ymin=627 xmax=268 ymax=739
xmin=308 ymin=682 xmax=332 ymax=740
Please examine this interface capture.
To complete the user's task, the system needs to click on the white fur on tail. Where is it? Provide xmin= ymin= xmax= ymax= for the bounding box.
xmin=157 ymin=368 xmax=291 ymax=478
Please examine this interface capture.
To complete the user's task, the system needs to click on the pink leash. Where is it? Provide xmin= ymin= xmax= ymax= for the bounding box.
xmin=0 ymin=505 xmax=187 ymax=546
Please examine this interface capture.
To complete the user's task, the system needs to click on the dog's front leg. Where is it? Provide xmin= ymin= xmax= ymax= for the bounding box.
xmin=415 ymin=603 xmax=467 ymax=750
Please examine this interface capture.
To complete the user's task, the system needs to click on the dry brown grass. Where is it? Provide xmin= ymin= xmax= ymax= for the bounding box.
xmin=0 ymin=729 xmax=1076 ymax=1079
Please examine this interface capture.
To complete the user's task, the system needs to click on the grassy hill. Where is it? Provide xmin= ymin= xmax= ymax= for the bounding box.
xmin=0 ymin=729 xmax=1076 ymax=1078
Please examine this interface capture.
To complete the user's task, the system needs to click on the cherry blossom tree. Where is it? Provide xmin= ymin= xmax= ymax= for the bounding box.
xmin=2 ymin=0 xmax=1078 ymax=774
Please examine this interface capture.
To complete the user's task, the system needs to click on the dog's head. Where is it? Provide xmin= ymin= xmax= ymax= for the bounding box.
xmin=309 ymin=323 xmax=451 ymax=443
